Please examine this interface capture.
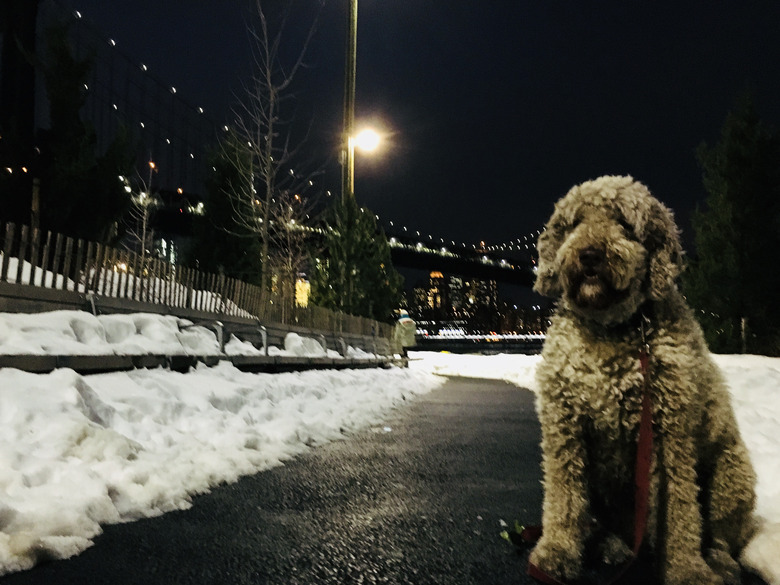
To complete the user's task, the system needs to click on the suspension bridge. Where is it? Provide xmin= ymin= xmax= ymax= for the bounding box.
xmin=4 ymin=0 xmax=540 ymax=287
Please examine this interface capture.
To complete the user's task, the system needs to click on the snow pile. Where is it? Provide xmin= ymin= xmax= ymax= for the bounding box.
xmin=0 ymin=254 xmax=254 ymax=317
xmin=0 ymin=311 xmax=218 ymax=355
xmin=0 ymin=362 xmax=444 ymax=575
xmin=283 ymin=332 xmax=340 ymax=358
xmin=0 ymin=311 xmax=375 ymax=359
xmin=0 ymin=255 xmax=74 ymax=289
xmin=408 ymin=350 xmax=541 ymax=390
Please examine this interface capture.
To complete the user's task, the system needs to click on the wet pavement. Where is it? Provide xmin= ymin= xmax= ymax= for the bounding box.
xmin=3 ymin=376 xmax=767 ymax=585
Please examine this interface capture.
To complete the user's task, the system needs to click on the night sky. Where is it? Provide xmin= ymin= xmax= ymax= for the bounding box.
xmin=60 ymin=0 xmax=780 ymax=253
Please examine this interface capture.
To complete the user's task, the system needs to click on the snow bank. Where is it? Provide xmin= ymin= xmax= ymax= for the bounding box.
xmin=0 ymin=311 xmax=375 ymax=359
xmin=408 ymin=350 xmax=541 ymax=390
xmin=0 ymin=363 xmax=444 ymax=575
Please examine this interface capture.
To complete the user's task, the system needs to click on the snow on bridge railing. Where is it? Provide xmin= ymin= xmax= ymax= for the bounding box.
xmin=0 ymin=222 xmax=392 ymax=340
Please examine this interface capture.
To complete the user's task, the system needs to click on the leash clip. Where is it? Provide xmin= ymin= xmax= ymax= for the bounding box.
xmin=639 ymin=312 xmax=651 ymax=373
xmin=640 ymin=312 xmax=651 ymax=353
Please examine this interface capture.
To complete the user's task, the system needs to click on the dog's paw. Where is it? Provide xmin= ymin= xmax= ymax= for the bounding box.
xmin=599 ymin=532 xmax=633 ymax=566
xmin=529 ymin=536 xmax=582 ymax=581
xmin=705 ymin=545 xmax=741 ymax=585
xmin=664 ymin=557 xmax=725 ymax=585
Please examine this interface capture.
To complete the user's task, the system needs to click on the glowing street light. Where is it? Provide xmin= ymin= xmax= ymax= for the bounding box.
xmin=354 ymin=128 xmax=380 ymax=152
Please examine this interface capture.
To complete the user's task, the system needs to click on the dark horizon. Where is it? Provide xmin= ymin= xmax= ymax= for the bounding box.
xmin=4 ymin=1 xmax=780 ymax=257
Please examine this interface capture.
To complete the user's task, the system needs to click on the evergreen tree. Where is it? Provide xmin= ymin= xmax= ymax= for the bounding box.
xmin=684 ymin=94 xmax=780 ymax=355
xmin=186 ymin=135 xmax=263 ymax=284
xmin=37 ymin=24 xmax=133 ymax=243
xmin=310 ymin=196 xmax=403 ymax=322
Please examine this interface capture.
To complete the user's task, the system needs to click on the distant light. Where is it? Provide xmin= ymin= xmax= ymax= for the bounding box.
xmin=73 ymin=10 xmax=82 ymax=19
xmin=197 ymin=107 xmax=204 ymax=114
xmin=170 ymin=87 xmax=177 ymax=94
xmin=140 ymin=63 xmax=148 ymax=71
xmin=108 ymin=39 xmax=116 ymax=47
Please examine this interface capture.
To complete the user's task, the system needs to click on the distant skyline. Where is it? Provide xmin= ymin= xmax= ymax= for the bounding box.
xmin=55 ymin=0 xmax=780 ymax=252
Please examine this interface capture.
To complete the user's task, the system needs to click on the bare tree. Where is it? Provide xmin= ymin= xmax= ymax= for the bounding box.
xmin=266 ymin=191 xmax=321 ymax=321
xmin=224 ymin=0 xmax=323 ymax=302
xmin=119 ymin=161 xmax=160 ymax=270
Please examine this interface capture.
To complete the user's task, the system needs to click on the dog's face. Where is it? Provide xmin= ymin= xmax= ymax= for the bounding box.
xmin=534 ymin=176 xmax=684 ymax=325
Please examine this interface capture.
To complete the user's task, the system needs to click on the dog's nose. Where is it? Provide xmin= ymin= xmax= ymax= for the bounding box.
xmin=579 ymin=247 xmax=604 ymax=270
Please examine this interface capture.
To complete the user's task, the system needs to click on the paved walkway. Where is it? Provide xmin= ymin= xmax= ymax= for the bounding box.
xmin=5 ymin=377 xmax=544 ymax=584
xmin=4 ymin=376 xmax=766 ymax=585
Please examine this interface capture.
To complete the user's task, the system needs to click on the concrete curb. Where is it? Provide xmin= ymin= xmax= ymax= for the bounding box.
xmin=0 ymin=354 xmax=408 ymax=375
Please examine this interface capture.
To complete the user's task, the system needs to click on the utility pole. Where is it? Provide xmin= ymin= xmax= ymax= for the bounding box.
xmin=341 ymin=0 xmax=358 ymax=201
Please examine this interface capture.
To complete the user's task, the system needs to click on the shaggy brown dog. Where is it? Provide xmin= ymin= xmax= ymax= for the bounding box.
xmin=531 ymin=176 xmax=756 ymax=585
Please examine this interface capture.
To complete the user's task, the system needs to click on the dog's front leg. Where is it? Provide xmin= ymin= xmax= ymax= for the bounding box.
xmin=530 ymin=406 xmax=590 ymax=581
xmin=658 ymin=435 xmax=723 ymax=585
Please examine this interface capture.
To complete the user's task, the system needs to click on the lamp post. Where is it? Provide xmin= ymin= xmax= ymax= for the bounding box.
xmin=341 ymin=0 xmax=358 ymax=201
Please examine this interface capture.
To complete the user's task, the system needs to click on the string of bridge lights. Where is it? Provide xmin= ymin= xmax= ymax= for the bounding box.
xmin=29 ymin=5 xmax=545 ymax=256
xmin=481 ymin=231 xmax=543 ymax=252
xmin=69 ymin=4 xmax=214 ymax=182
xmin=371 ymin=213 xmax=541 ymax=255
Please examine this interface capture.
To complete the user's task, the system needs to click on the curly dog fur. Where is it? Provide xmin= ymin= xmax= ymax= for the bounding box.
xmin=531 ymin=176 xmax=757 ymax=585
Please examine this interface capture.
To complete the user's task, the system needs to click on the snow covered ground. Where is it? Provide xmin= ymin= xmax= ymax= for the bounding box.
xmin=0 ymin=311 xmax=778 ymax=581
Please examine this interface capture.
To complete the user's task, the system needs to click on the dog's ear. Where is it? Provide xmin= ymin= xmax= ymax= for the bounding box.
xmin=645 ymin=200 xmax=685 ymax=300
xmin=533 ymin=223 xmax=563 ymax=298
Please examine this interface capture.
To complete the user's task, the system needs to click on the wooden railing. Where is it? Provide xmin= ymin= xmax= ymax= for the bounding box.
xmin=0 ymin=222 xmax=393 ymax=339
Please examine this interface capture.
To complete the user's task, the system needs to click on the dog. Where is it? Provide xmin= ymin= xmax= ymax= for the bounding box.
xmin=530 ymin=175 xmax=756 ymax=585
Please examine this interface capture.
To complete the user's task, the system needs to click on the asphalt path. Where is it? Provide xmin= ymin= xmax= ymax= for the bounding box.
xmin=3 ymin=376 xmax=767 ymax=585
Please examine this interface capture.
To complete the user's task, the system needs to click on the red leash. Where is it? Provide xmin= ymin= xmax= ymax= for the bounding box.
xmin=526 ymin=345 xmax=654 ymax=585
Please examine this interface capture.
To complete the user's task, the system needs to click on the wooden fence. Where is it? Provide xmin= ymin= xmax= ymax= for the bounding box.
xmin=0 ymin=222 xmax=393 ymax=339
